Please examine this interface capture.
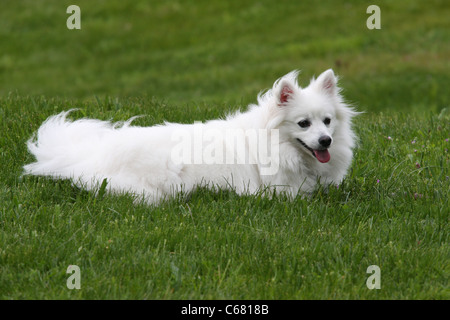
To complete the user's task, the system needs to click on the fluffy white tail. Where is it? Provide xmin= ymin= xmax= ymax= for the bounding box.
xmin=24 ymin=111 xmax=119 ymax=184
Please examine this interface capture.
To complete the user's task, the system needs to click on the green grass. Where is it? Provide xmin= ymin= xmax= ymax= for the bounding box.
xmin=1 ymin=0 xmax=448 ymax=111
xmin=0 ymin=0 xmax=449 ymax=299
xmin=1 ymin=97 xmax=448 ymax=299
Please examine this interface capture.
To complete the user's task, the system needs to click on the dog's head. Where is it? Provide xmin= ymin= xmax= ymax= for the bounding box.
xmin=261 ymin=69 xmax=357 ymax=164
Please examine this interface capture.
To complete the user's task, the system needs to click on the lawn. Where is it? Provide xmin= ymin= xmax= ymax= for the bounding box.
xmin=0 ymin=0 xmax=448 ymax=299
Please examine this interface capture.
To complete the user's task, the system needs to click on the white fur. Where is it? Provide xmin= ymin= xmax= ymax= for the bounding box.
xmin=24 ymin=69 xmax=358 ymax=203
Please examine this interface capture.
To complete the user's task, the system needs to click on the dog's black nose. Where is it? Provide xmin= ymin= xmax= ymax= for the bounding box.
xmin=319 ymin=136 xmax=332 ymax=147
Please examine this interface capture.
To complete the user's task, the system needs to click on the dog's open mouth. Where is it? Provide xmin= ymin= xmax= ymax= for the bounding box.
xmin=297 ymin=139 xmax=331 ymax=163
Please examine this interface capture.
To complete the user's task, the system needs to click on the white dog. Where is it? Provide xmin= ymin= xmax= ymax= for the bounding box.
xmin=24 ymin=69 xmax=358 ymax=203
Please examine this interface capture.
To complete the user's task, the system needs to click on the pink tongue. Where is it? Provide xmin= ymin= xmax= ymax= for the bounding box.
xmin=314 ymin=149 xmax=331 ymax=163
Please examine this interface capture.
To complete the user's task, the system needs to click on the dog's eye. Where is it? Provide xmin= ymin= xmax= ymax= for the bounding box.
xmin=323 ymin=118 xmax=331 ymax=125
xmin=298 ymin=120 xmax=311 ymax=128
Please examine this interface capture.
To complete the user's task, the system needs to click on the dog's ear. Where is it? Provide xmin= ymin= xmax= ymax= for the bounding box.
xmin=315 ymin=69 xmax=337 ymax=95
xmin=277 ymin=82 xmax=295 ymax=106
